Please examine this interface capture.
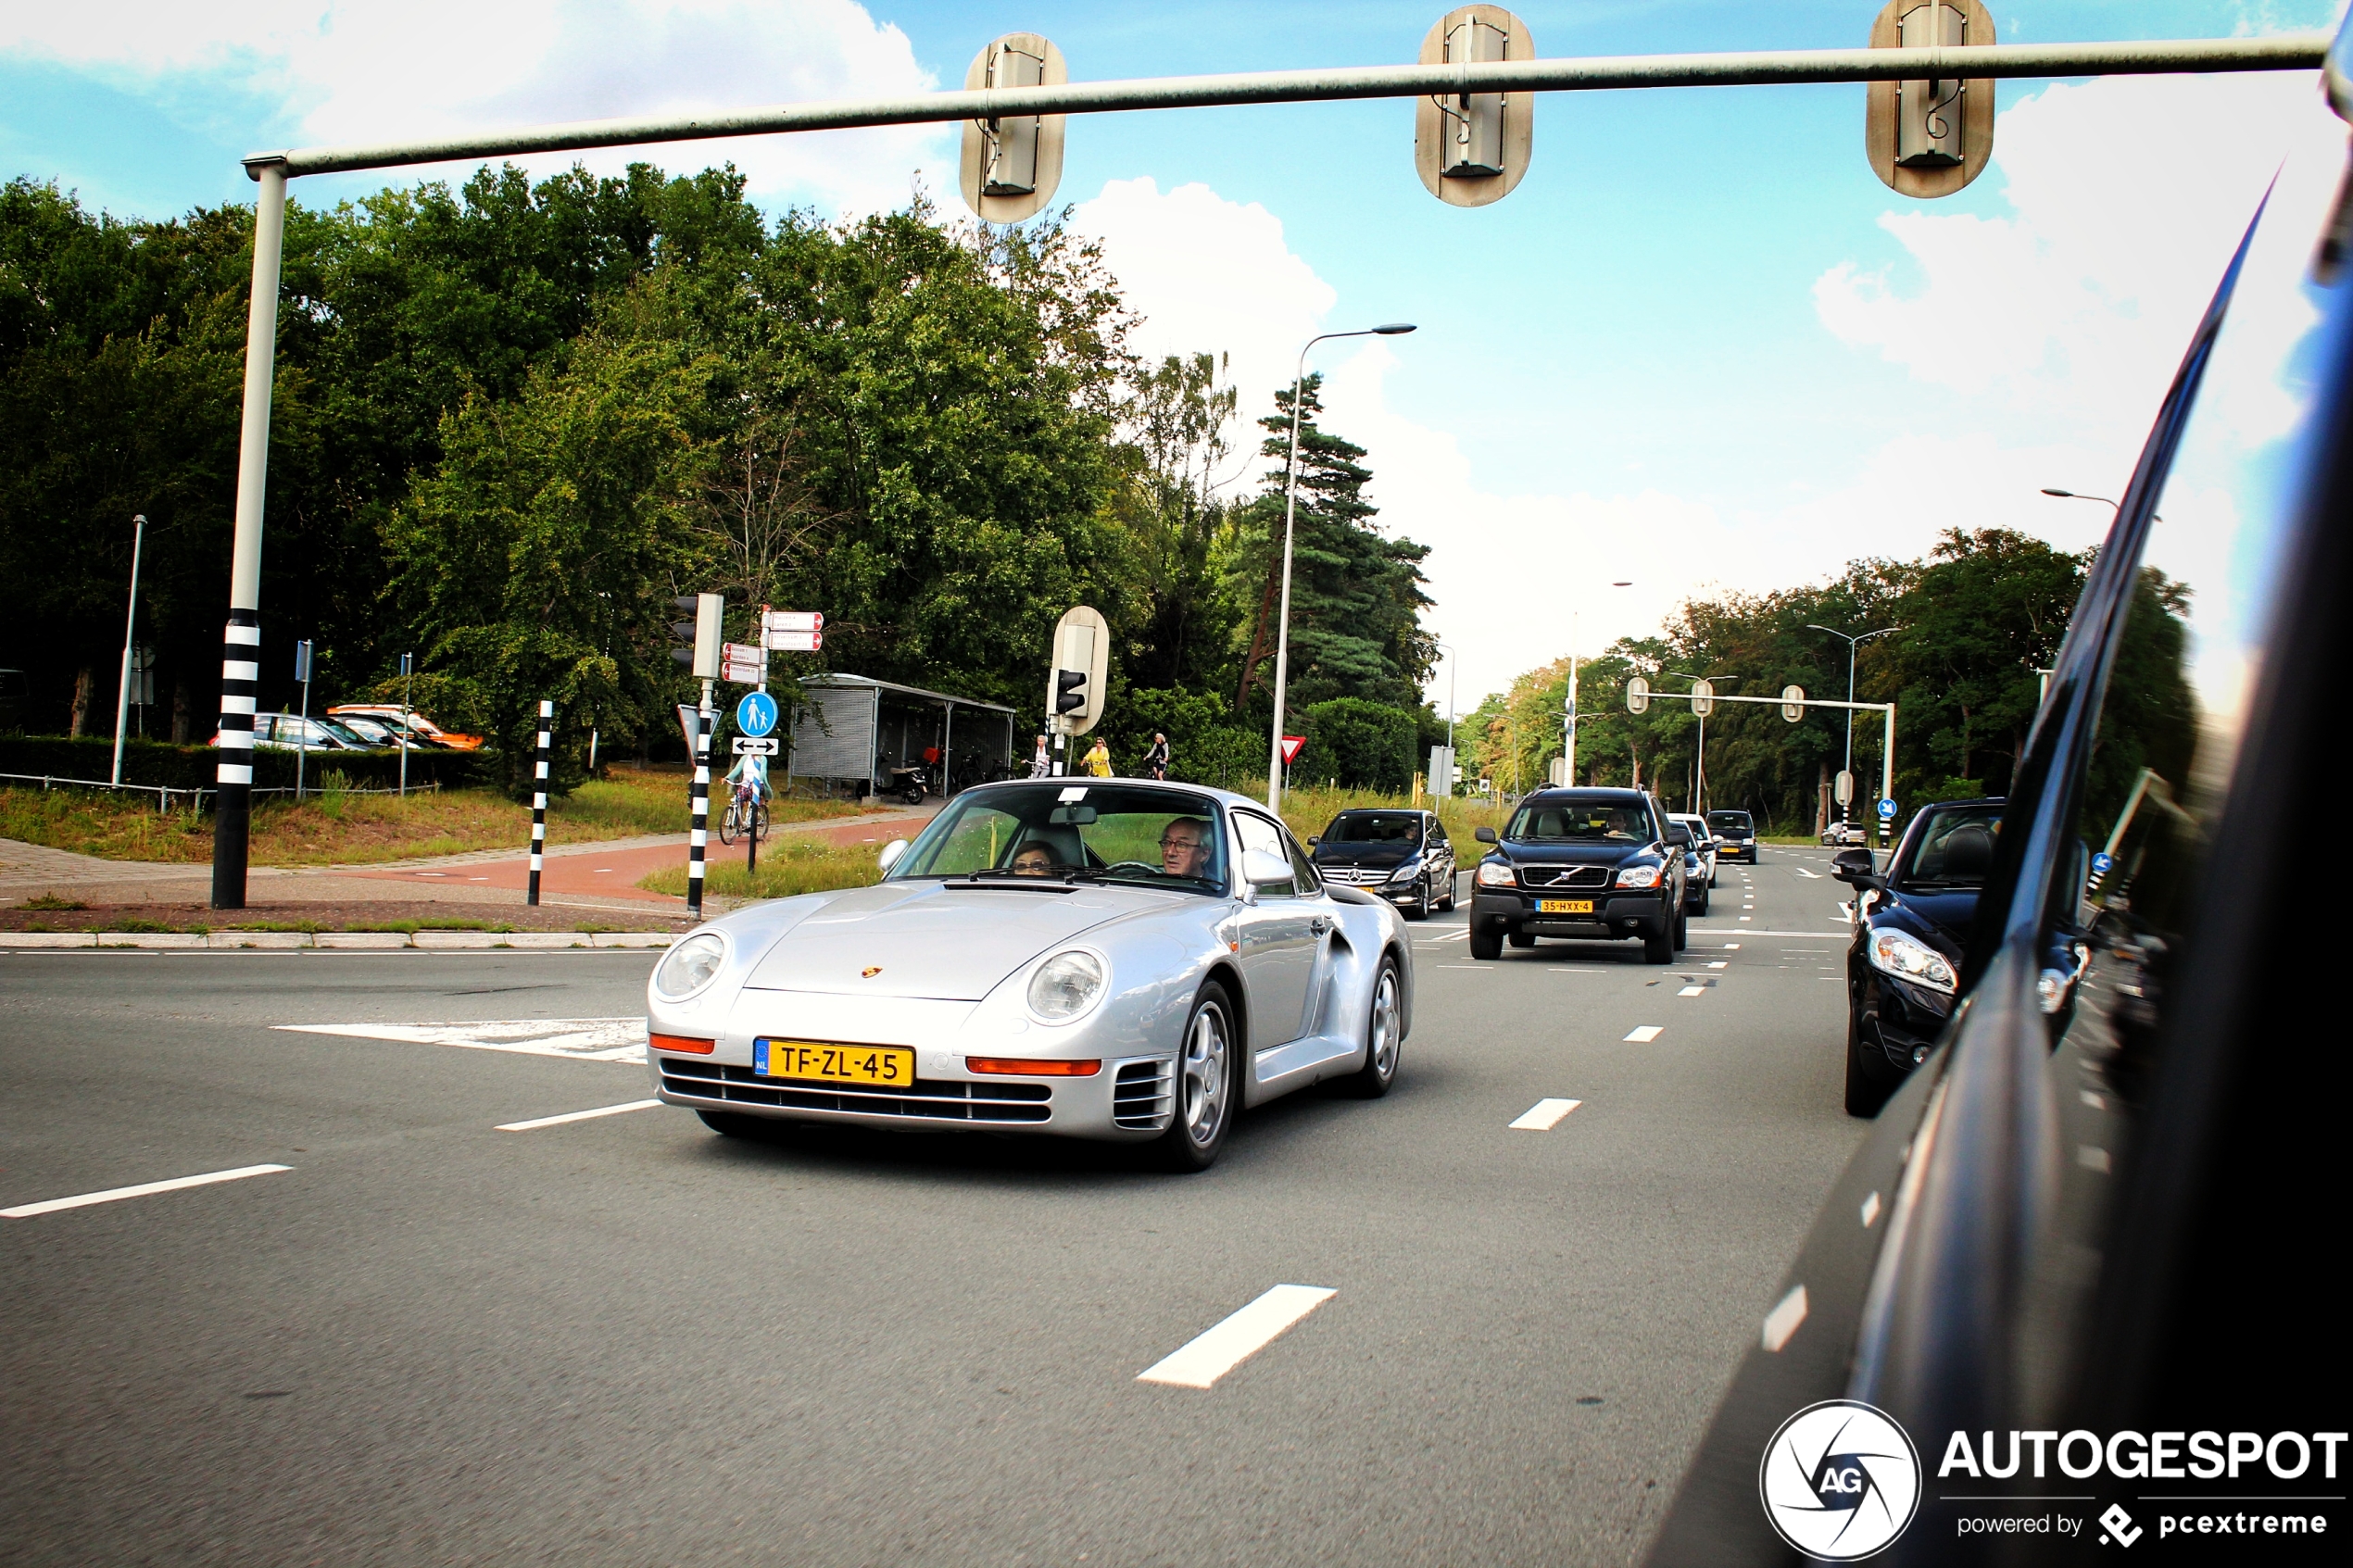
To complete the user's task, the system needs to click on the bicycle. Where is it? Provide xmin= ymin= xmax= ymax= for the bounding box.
xmin=717 ymin=779 xmax=769 ymax=846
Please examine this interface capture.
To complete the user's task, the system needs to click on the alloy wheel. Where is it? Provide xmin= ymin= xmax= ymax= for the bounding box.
xmin=1180 ymin=1001 xmax=1230 ymax=1146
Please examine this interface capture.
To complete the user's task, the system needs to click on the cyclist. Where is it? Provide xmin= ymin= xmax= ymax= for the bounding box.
xmin=721 ymin=749 xmax=771 ymax=842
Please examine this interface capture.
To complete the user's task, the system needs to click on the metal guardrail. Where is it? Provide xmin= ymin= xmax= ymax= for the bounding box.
xmin=0 ymin=772 xmax=440 ymax=811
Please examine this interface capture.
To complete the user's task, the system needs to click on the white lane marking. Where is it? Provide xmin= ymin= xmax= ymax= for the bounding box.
xmin=276 ymin=1018 xmax=648 ymax=1064
xmin=1706 ymin=960 xmax=1728 ymax=969
xmin=1677 ymin=985 xmax=1706 ymax=997
xmin=1430 ymin=928 xmax=1472 ymax=943
xmin=1793 ymin=868 xmax=1822 ymax=879
xmin=2077 ymin=1146 xmax=2111 ymax=1173
xmin=1860 ymin=1191 xmax=1882 ymax=1228
xmin=1436 ymin=964 xmax=1490 ymax=970
xmin=1137 ymin=1284 xmax=1337 ymax=1388
xmin=4 ymin=1164 xmax=292 ymax=1220
xmin=1623 ymin=1025 xmax=1663 ymax=1042
xmin=1761 ymin=1284 xmax=1809 ymax=1352
xmin=2080 ymin=1090 xmax=2105 ymax=1110
xmin=497 ymin=1099 xmax=662 ymax=1132
xmin=1509 ymin=1098 xmax=1583 ymax=1131
xmin=1739 ymin=916 xmax=1753 ymax=922
xmin=1722 ymin=943 xmax=1741 ymax=949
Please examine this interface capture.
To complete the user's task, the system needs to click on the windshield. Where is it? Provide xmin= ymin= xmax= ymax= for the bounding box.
xmin=321 ymin=716 xmax=385 ymax=746
xmin=1706 ymin=812 xmax=1752 ymax=835
xmin=1891 ymin=804 xmax=2004 ymax=890
xmin=1506 ymin=797 xmax=1655 ymax=843
xmin=888 ymin=782 xmax=1227 ymax=893
xmin=1322 ymin=812 xmax=1421 ymax=847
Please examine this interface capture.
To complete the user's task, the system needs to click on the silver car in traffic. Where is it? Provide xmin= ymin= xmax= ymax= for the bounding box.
xmin=643 ymin=778 xmax=1414 ymax=1170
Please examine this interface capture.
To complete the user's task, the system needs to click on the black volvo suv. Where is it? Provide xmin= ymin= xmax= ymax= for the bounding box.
xmin=1467 ymin=787 xmax=1688 ymax=962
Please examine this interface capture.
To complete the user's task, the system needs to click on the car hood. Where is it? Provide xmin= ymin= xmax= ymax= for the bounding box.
xmin=1872 ymin=887 xmax=1978 ymax=946
xmin=1493 ymin=841 xmax=1653 ymax=866
xmin=1315 ymin=844 xmax=1418 ymax=866
xmin=741 ymin=879 xmax=1164 ymax=1000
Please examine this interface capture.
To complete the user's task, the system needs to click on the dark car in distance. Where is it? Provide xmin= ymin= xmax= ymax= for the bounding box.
xmin=1705 ymin=809 xmax=1755 ymax=862
xmin=1831 ymin=797 xmax=2004 ymax=1115
xmin=1468 ymin=788 xmax=1686 ymax=962
xmin=1309 ymin=808 xmax=1456 ymax=919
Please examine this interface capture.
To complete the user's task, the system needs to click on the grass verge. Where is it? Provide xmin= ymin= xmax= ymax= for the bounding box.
xmin=0 ymin=767 xmax=863 ymax=867
xmin=638 ymin=838 xmax=886 ymax=902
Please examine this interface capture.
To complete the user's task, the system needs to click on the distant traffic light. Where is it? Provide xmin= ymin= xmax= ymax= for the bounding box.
xmin=671 ymin=593 xmax=724 ymax=681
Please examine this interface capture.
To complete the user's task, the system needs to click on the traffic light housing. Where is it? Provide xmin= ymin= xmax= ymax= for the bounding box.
xmin=1864 ymin=0 xmax=1995 ymax=197
xmin=960 ymin=33 xmax=1068 ymax=222
xmin=671 ymin=593 xmax=724 ymax=681
xmin=1054 ymin=669 xmax=1088 ymax=715
xmin=1414 ymin=6 xmax=1536 ymax=207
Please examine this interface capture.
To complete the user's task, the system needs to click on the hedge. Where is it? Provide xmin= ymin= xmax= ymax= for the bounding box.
xmin=1293 ymin=698 xmax=1416 ymax=793
xmin=0 ymin=734 xmax=497 ymax=796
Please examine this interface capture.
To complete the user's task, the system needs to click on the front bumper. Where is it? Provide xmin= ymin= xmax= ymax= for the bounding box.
xmin=652 ymin=1048 xmax=1173 ymax=1140
xmin=1719 ymin=842 xmax=1755 ymax=860
xmin=1472 ymin=888 xmax=1669 ymax=935
xmin=1856 ymin=968 xmax=1957 ymax=1073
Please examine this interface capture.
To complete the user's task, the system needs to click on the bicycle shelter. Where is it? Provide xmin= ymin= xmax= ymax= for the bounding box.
xmin=785 ymin=674 xmax=1016 ymax=800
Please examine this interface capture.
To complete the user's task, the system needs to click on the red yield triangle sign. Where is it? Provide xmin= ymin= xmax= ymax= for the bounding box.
xmin=1280 ymin=735 xmax=1307 ymax=765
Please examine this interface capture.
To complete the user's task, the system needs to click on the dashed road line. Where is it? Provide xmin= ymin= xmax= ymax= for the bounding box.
xmin=1623 ymin=1025 xmax=1664 ymax=1043
xmin=1508 ymin=1098 xmax=1583 ymax=1131
xmin=1677 ymin=985 xmax=1707 ymax=997
xmin=497 ymin=1099 xmax=662 ymax=1132
xmin=275 ymin=1018 xmax=648 ymax=1063
xmin=1137 ymin=1285 xmax=1337 ymax=1388
xmin=4 ymin=1164 xmax=292 ymax=1220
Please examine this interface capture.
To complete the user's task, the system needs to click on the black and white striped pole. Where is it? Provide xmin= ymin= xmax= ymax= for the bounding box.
xmin=528 ymin=700 xmax=551 ymax=906
xmin=687 ymin=690 xmax=712 ymax=920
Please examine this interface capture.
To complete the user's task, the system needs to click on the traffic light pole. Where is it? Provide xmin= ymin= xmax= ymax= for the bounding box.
xmin=1637 ymin=691 xmax=1897 ymax=819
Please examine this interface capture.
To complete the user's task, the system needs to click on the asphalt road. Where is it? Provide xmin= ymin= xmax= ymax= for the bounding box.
xmin=1 ymin=848 xmax=1868 ymax=1567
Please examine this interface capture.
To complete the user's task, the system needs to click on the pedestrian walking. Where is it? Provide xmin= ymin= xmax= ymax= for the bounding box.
xmin=1084 ymin=735 xmax=1113 ymax=778
xmin=1144 ymin=732 xmax=1170 ymax=781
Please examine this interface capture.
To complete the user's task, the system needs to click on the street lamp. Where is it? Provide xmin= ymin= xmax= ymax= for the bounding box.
xmin=2042 ymin=486 xmax=2160 ymax=523
xmin=1667 ymin=671 xmax=1741 ymax=816
xmin=1805 ymin=622 xmax=1900 ymax=833
xmin=109 ymin=514 xmax=147 ymax=787
xmin=1562 ymin=582 xmax=1632 ymax=788
xmin=1267 ymin=321 xmax=1417 ymax=809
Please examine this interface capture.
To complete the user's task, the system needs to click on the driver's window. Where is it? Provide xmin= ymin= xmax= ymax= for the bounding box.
xmin=1234 ymin=811 xmax=1298 ymax=898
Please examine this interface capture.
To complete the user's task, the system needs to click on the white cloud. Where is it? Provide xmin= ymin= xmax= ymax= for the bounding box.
xmin=1 ymin=0 xmax=950 ymax=213
xmin=1069 ymin=174 xmax=1338 ymax=451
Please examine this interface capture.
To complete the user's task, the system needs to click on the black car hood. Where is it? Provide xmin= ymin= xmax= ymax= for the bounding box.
xmin=1315 ymin=844 xmax=1418 ymax=866
xmin=1495 ymin=841 xmax=1654 ymax=865
xmin=1867 ymin=885 xmax=1978 ymax=947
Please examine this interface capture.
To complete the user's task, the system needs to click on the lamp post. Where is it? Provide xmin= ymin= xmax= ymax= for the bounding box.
xmin=1266 ymin=321 xmax=1416 ymax=809
xmin=1431 ymin=640 xmax=1458 ymax=797
xmin=1667 ymin=672 xmax=1741 ymax=815
xmin=1805 ymin=623 xmax=1900 ymax=833
xmin=109 ymin=514 xmax=146 ymax=787
xmin=1563 ymin=582 xmax=1632 ymax=787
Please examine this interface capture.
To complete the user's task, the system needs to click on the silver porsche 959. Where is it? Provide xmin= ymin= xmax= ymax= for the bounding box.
xmin=643 ymin=778 xmax=1414 ymax=1170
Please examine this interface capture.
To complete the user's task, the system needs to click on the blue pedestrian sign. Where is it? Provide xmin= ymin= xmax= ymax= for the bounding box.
xmin=1876 ymin=797 xmax=1897 ymax=821
xmin=735 ymin=690 xmax=777 ymax=738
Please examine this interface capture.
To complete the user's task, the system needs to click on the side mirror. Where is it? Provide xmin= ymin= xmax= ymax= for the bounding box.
xmin=1830 ymin=847 xmax=1876 ymax=884
xmin=1239 ymin=848 xmax=1293 ymax=886
xmin=877 ymin=838 xmax=910 ymax=873
xmin=1306 ymin=835 xmax=1319 ymax=847
xmin=1475 ymin=826 xmax=1498 ymax=845
xmin=1665 ymin=824 xmax=1692 ymax=848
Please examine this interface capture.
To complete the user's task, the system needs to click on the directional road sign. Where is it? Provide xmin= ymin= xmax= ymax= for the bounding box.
xmin=731 ymin=735 xmax=779 ymax=757
xmin=722 ymin=642 xmax=766 ymax=684
xmin=1878 ymin=797 xmax=1898 ymax=821
xmin=736 ymin=690 xmax=777 ymax=738
xmin=761 ymin=609 xmax=823 ymax=653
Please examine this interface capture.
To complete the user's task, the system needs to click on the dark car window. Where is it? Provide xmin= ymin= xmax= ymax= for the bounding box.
xmin=1705 ymin=810 xmax=1752 ymax=835
xmin=1889 ymin=804 xmax=2004 ymax=889
xmin=1322 ymin=812 xmax=1422 ymax=846
xmin=1507 ymin=798 xmax=1651 ymax=842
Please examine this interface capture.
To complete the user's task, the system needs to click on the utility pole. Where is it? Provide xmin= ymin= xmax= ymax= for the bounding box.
xmin=109 ymin=515 xmax=145 ymax=787
xmin=1563 ymin=582 xmax=1631 ymax=787
xmin=1806 ymin=623 xmax=1899 ymax=834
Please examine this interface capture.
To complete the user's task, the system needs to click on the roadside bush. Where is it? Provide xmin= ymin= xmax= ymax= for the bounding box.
xmin=1293 ymin=697 xmax=1416 ymax=793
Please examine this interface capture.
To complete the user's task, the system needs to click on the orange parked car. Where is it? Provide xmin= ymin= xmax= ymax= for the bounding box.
xmin=327 ymin=705 xmax=486 ymax=750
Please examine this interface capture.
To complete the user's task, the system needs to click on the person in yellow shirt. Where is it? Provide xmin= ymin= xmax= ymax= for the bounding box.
xmin=1083 ymin=736 xmax=1113 ymax=777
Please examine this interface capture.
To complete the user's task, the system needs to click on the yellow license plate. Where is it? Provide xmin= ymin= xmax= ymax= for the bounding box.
xmin=1538 ymin=898 xmax=1595 ymax=914
xmin=755 ymin=1039 xmax=915 ymax=1085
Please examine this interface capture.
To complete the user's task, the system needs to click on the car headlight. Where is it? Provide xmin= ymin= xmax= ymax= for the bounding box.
xmin=654 ymin=932 xmax=726 ymax=999
xmin=1475 ymin=859 xmax=1516 ymax=888
xmin=1868 ymin=927 xmax=1957 ymax=994
xmin=1616 ymin=863 xmax=1663 ymax=888
xmin=1385 ymin=859 xmax=1422 ymax=884
xmin=1027 ymin=949 xmax=1106 ymax=1022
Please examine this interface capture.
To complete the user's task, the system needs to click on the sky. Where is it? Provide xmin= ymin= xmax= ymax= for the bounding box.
xmin=4 ymin=0 xmax=2347 ymax=716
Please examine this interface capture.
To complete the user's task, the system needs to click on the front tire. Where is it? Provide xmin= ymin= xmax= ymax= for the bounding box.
xmin=1342 ymin=957 xmax=1403 ymax=1098
xmin=1693 ymin=884 xmax=1711 ymax=916
xmin=1439 ymin=874 xmax=1457 ymax=912
xmin=1468 ymin=922 xmax=1504 ymax=960
xmin=1643 ymin=923 xmax=1675 ymax=963
xmin=1844 ymin=1008 xmax=1894 ymax=1117
xmin=1154 ymin=983 xmax=1238 ymax=1172
xmin=717 ymin=804 xmax=739 ymax=847
xmin=1673 ymin=911 xmax=1688 ymax=951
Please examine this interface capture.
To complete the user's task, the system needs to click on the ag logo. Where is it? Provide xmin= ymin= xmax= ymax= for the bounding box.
xmin=1758 ymin=1399 xmax=1921 ymax=1561
xmin=861 ymin=966 xmax=883 ymax=978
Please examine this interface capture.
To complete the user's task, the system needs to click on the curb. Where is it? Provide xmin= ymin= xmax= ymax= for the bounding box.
xmin=3 ymin=930 xmax=674 ymax=951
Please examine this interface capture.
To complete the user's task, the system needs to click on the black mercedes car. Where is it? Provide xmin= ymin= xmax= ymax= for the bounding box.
xmin=1831 ymin=797 xmax=2004 ymax=1115
xmin=1645 ymin=74 xmax=2350 ymax=1562
xmin=1467 ymin=787 xmax=1686 ymax=961
xmin=1308 ymin=807 xmax=1456 ymax=919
